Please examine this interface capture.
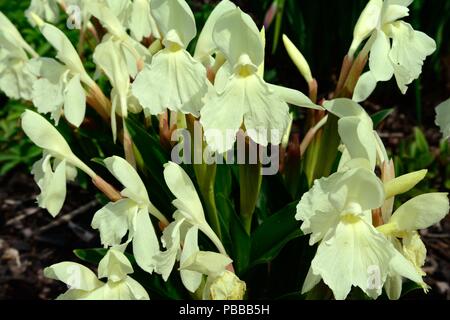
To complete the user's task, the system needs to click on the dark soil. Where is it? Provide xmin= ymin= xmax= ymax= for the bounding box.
xmin=0 ymin=170 xmax=100 ymax=300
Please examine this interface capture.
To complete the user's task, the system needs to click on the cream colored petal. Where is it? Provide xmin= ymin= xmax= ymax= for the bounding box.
xmin=26 ymin=0 xmax=60 ymax=26
xmin=324 ymin=98 xmax=373 ymax=126
xmin=93 ymin=39 xmax=129 ymax=103
xmin=154 ymin=218 xmax=184 ymax=280
xmin=301 ymin=266 xmax=322 ymax=294
xmin=132 ymin=48 xmax=207 ymax=116
xmin=131 ymin=208 xmax=160 ymax=274
xmin=87 ymin=1 xmax=128 ymax=39
xmin=0 ymin=60 xmax=36 ymax=100
xmin=98 ymin=247 xmax=134 ymax=282
xmin=91 ymin=199 xmax=137 ymax=247
xmin=64 ymin=74 xmax=86 ymax=127
xmin=124 ymin=276 xmax=150 ymax=300
xmin=39 ymin=23 xmax=88 ymax=80
xmin=295 ymin=172 xmax=343 ymax=238
xmin=350 ymin=0 xmax=382 ymax=55
xmin=180 ymin=226 xmax=202 ymax=293
xmin=243 ymin=75 xmax=290 ymax=148
xmin=21 ymin=110 xmax=93 ymax=173
xmin=163 ymin=161 xmax=205 ymax=223
xmin=337 ymin=116 xmax=377 ymax=169
xmin=382 ymin=4 xmax=410 ymax=25
xmin=212 ymin=8 xmax=264 ymax=67
xmin=435 ymin=98 xmax=450 ymax=140
xmin=389 ymin=21 xmax=436 ymax=94
xmin=353 ymin=71 xmax=378 ymax=103
xmin=194 ymin=0 xmax=236 ymax=63
xmin=329 ymin=168 xmax=385 ymax=213
xmin=44 ymin=262 xmax=103 ymax=291
xmin=200 ymin=76 xmax=245 ymax=154
xmin=0 ymin=11 xmax=37 ymax=56
xmin=384 ymin=274 xmax=402 ymax=300
xmin=32 ymin=77 xmax=64 ymax=116
xmin=390 ymin=193 xmax=449 ymax=231
xmin=180 ymin=251 xmax=232 ymax=277
xmin=104 ymin=156 xmax=150 ymax=205
xmin=270 ymin=84 xmax=322 ymax=110
xmin=312 ymin=219 xmax=393 ymax=300
xmin=129 ymin=0 xmax=156 ymax=41
xmin=369 ymin=30 xmax=394 ymax=81
xmin=34 ymin=156 xmax=67 ymax=217
xmin=151 ymin=0 xmax=196 ymax=48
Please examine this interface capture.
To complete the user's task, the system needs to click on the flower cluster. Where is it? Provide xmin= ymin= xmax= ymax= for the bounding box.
xmin=0 ymin=0 xmax=448 ymax=301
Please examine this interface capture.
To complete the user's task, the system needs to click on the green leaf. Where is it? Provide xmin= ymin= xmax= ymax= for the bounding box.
xmin=371 ymin=108 xmax=394 ymax=128
xmin=248 ymin=202 xmax=303 ymax=270
xmin=401 ymin=280 xmax=424 ymax=298
xmin=125 ymin=116 xmax=174 ymax=215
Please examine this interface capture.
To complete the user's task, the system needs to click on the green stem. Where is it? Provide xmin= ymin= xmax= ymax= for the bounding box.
xmin=239 ymin=161 xmax=262 ymax=234
xmin=195 ymin=163 xmax=222 ymax=240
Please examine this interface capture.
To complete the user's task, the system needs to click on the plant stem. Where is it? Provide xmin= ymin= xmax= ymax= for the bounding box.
xmin=239 ymin=161 xmax=262 ymax=234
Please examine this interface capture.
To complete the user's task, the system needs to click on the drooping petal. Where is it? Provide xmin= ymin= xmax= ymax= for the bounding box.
xmin=243 ymin=76 xmax=290 ymax=148
xmin=296 ymin=172 xmax=343 ymax=243
xmin=32 ymin=155 xmax=67 ymax=217
xmin=131 ymin=208 xmax=160 ymax=274
xmin=91 ymin=198 xmax=137 ymax=247
xmin=200 ymin=76 xmax=246 ymax=154
xmin=93 ymin=40 xmax=130 ymax=106
xmin=369 ymin=30 xmax=394 ymax=81
xmin=132 ymin=48 xmax=207 ymax=116
xmin=154 ymin=218 xmax=185 ymax=280
xmin=63 ymin=74 xmax=86 ymax=127
xmin=390 ymin=193 xmax=449 ymax=231
xmin=180 ymin=226 xmax=202 ymax=293
xmin=388 ymin=21 xmax=436 ymax=94
xmin=311 ymin=219 xmax=393 ymax=300
xmin=129 ymin=0 xmax=160 ymax=41
xmin=44 ymin=262 xmax=103 ymax=291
